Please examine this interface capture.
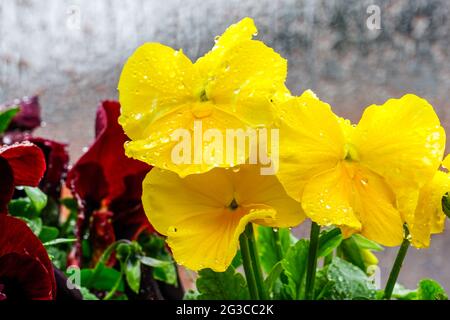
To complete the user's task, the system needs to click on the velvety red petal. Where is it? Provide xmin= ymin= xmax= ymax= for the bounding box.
xmin=0 ymin=96 xmax=41 ymax=132
xmin=0 ymin=141 xmax=46 ymax=186
xmin=2 ymin=133 xmax=70 ymax=200
xmin=0 ymin=252 xmax=53 ymax=300
xmin=0 ymin=157 xmax=14 ymax=214
xmin=110 ymin=174 xmax=154 ymax=239
xmin=90 ymin=210 xmax=116 ymax=266
xmin=28 ymin=137 xmax=69 ymax=199
xmin=0 ymin=215 xmax=56 ymax=299
xmin=66 ymin=100 xmax=150 ymax=204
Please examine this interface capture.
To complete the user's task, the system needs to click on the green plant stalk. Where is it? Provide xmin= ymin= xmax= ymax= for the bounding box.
xmin=239 ymin=231 xmax=259 ymax=299
xmin=305 ymin=222 xmax=320 ymax=300
xmin=245 ymin=224 xmax=267 ymax=299
xmin=104 ymin=270 xmax=124 ymax=300
xmin=87 ymin=239 xmax=131 ymax=288
xmin=383 ymin=232 xmax=410 ymax=300
xmin=272 ymin=228 xmax=283 ymax=262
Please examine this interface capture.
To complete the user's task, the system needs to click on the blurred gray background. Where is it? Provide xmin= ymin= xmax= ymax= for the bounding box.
xmin=1 ymin=0 xmax=449 ymax=291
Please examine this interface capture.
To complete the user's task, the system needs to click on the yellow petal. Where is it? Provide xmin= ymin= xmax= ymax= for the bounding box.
xmin=302 ymin=164 xmax=361 ymax=230
xmin=124 ymin=103 xmax=260 ymax=177
xmin=142 ymin=166 xmax=303 ymax=271
xmin=276 ymin=91 xmax=346 ymax=202
xmin=352 ymin=166 xmax=404 ymax=246
xmin=194 ymin=18 xmax=286 ymax=127
xmin=302 ymin=162 xmax=403 ymax=246
xmin=353 ymin=94 xmax=445 ymax=191
xmin=118 ymin=43 xmax=200 ymax=140
xmin=195 ymin=17 xmax=257 ymax=79
xmin=204 ymin=40 xmax=287 ymax=126
xmin=232 ymin=165 xmax=305 ymax=227
xmin=166 ymin=207 xmax=275 ymax=272
xmin=410 ymin=171 xmax=450 ymax=248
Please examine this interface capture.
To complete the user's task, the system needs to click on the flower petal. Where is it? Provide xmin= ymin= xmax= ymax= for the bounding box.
xmin=118 ymin=43 xmax=200 ymax=141
xmin=353 ymin=94 xmax=445 ymax=191
xmin=205 ymin=40 xmax=287 ymax=126
xmin=0 ymin=157 xmax=14 ymax=214
xmin=232 ymin=165 xmax=305 ymax=227
xmin=302 ymin=164 xmax=361 ymax=230
xmin=352 ymin=167 xmax=404 ymax=246
xmin=410 ymin=171 xmax=450 ymax=248
xmin=0 ymin=96 xmax=41 ymax=132
xmin=142 ymin=166 xmax=303 ymax=271
xmin=276 ymin=91 xmax=346 ymax=202
xmin=67 ymin=101 xmax=150 ymax=203
xmin=124 ymin=104 xmax=256 ymax=177
xmin=0 ymin=214 xmax=56 ymax=299
xmin=0 ymin=141 xmax=46 ymax=187
xmin=195 ymin=17 xmax=257 ymax=79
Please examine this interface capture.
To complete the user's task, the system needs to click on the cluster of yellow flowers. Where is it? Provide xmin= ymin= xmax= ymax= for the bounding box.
xmin=118 ymin=18 xmax=450 ymax=272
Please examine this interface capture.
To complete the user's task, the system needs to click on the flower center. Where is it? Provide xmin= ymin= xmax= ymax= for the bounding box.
xmin=191 ymin=102 xmax=213 ymax=118
xmin=228 ymin=198 xmax=239 ymax=211
xmin=344 ymin=143 xmax=360 ymax=162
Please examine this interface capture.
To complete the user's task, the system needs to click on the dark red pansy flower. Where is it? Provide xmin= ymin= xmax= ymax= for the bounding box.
xmin=0 ymin=96 xmax=41 ymax=132
xmin=66 ymin=101 xmax=152 ymax=265
xmin=0 ymin=214 xmax=56 ymax=300
xmin=0 ymin=142 xmax=46 ymax=214
xmin=1 ymin=96 xmax=70 ymax=200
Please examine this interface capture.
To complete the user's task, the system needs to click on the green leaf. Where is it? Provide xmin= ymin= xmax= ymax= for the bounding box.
xmin=316 ymin=257 xmax=376 ymax=300
xmin=0 ymin=107 xmax=19 ymax=133
xmin=39 ymin=226 xmax=60 ymax=243
xmin=318 ymin=228 xmax=342 ymax=257
xmin=125 ymin=258 xmax=141 ymax=294
xmin=392 ymin=283 xmax=418 ymax=300
xmin=264 ymin=261 xmax=283 ymax=298
xmin=417 ymin=279 xmax=448 ymax=300
xmin=24 ymin=187 xmax=48 ymax=214
xmin=340 ymin=237 xmax=366 ymax=271
xmin=257 ymin=226 xmax=293 ymax=274
xmin=197 ymin=266 xmax=249 ymax=300
xmin=184 ymin=289 xmax=200 ymax=300
xmin=18 ymin=217 xmax=43 ymax=236
xmin=352 ymin=234 xmax=384 ymax=251
xmin=442 ymin=193 xmax=450 ymax=219
xmin=80 ymin=267 xmax=124 ymax=292
xmin=138 ymin=256 xmax=172 ymax=268
xmin=153 ymin=262 xmax=177 ymax=286
xmin=281 ymin=239 xmax=309 ymax=299
xmin=46 ymin=246 xmax=67 ymax=270
xmin=43 ymin=238 xmax=76 ymax=247
xmin=7 ymin=198 xmax=33 ymax=218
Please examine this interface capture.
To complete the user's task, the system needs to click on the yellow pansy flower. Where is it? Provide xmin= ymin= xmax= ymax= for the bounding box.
xmin=141 ymin=165 xmax=304 ymax=272
xmin=118 ymin=18 xmax=287 ymax=177
xmin=276 ymin=91 xmax=445 ymax=246
xmin=408 ymin=156 xmax=450 ymax=248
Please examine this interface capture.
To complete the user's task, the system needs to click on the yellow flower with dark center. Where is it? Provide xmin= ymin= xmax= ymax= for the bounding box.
xmin=141 ymin=165 xmax=304 ymax=271
xmin=409 ymin=155 xmax=450 ymax=248
xmin=118 ymin=18 xmax=288 ymax=177
xmin=276 ymin=90 xmax=445 ymax=246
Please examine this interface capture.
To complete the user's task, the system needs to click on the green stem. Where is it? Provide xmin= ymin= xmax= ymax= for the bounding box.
xmin=245 ymin=224 xmax=267 ymax=300
xmin=103 ymin=271 xmax=124 ymax=300
xmin=272 ymin=228 xmax=283 ymax=262
xmin=305 ymin=222 xmax=320 ymax=300
xmin=239 ymin=230 xmax=259 ymax=299
xmin=383 ymin=229 xmax=410 ymax=300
